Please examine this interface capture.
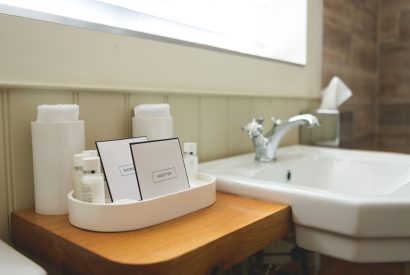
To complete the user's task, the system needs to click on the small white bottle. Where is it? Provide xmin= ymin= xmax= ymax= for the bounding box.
xmin=81 ymin=157 xmax=105 ymax=204
xmin=82 ymin=149 xmax=98 ymax=157
xmin=183 ymin=143 xmax=198 ymax=181
xmin=72 ymin=153 xmax=90 ymax=200
xmin=82 ymin=150 xmax=100 ymax=171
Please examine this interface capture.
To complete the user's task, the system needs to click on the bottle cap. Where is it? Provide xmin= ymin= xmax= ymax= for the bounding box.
xmin=73 ymin=153 xmax=89 ymax=168
xmin=184 ymin=143 xmax=197 ymax=155
xmin=82 ymin=157 xmax=101 ymax=173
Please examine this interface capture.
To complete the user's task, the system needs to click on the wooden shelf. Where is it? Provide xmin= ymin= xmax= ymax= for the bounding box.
xmin=11 ymin=192 xmax=291 ymax=275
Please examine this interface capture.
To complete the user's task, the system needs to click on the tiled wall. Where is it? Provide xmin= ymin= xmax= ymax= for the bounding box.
xmin=323 ymin=1 xmax=410 ymax=272
xmin=323 ymin=0 xmax=410 ymax=154
xmin=0 ymin=88 xmax=317 ymax=242
xmin=378 ymin=0 xmax=410 ymax=153
xmin=322 ymin=0 xmax=378 ymax=149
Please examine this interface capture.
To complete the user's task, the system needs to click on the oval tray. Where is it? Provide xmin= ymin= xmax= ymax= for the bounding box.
xmin=68 ymin=173 xmax=216 ymax=232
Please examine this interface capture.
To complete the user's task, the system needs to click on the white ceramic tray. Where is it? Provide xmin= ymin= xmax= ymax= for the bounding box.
xmin=68 ymin=173 xmax=216 ymax=232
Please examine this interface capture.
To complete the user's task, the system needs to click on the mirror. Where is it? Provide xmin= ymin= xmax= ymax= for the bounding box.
xmin=0 ymin=0 xmax=307 ymax=65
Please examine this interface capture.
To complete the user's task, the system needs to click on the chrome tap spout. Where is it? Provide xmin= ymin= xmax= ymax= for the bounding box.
xmin=243 ymin=114 xmax=319 ymax=162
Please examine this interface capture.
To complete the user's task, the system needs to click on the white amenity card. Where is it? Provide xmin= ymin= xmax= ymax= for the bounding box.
xmin=130 ymin=138 xmax=190 ymax=200
xmin=96 ymin=137 xmax=148 ymax=202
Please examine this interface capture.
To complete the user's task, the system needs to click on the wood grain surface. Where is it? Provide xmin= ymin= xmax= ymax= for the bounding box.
xmin=11 ymin=192 xmax=290 ymax=275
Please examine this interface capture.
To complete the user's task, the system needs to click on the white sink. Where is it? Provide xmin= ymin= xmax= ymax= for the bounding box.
xmin=200 ymin=145 xmax=410 ymax=263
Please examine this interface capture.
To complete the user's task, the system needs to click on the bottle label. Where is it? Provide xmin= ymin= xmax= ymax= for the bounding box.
xmin=81 ymin=184 xmax=92 ymax=203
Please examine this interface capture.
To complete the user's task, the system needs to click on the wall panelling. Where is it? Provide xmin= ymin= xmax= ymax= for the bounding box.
xmin=0 ymin=88 xmax=316 ymax=241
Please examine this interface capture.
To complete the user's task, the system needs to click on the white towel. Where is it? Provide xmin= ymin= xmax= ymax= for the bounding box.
xmin=134 ymin=104 xmax=170 ymax=118
xmin=37 ymin=104 xmax=79 ymax=122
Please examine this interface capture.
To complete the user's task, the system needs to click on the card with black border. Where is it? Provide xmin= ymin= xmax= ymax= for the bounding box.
xmin=96 ymin=136 xmax=147 ymax=202
xmin=130 ymin=138 xmax=190 ymax=200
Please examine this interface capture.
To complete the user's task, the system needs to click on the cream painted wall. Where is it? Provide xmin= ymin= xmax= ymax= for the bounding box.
xmin=0 ymin=0 xmax=322 ymax=98
xmin=0 ymin=90 xmax=9 ymax=242
xmin=0 ymin=1 xmax=322 ymax=244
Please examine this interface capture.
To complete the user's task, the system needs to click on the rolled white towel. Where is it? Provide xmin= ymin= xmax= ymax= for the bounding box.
xmin=37 ymin=104 xmax=79 ymax=122
xmin=134 ymin=104 xmax=170 ymax=118
xmin=132 ymin=103 xmax=173 ymax=140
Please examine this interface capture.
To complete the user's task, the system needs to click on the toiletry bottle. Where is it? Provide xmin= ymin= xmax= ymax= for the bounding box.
xmin=82 ymin=150 xmax=100 ymax=172
xmin=81 ymin=150 xmax=109 ymax=200
xmin=72 ymin=153 xmax=90 ymax=200
xmin=183 ymin=143 xmax=198 ymax=181
xmin=81 ymin=157 xmax=105 ymax=203
xmin=82 ymin=150 xmax=98 ymax=157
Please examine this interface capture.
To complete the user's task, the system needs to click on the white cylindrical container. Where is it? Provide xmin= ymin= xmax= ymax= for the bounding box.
xmin=32 ymin=121 xmax=85 ymax=215
xmin=132 ymin=117 xmax=173 ymax=140
xmin=132 ymin=104 xmax=173 ymax=140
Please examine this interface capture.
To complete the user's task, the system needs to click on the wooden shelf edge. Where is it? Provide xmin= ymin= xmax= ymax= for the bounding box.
xmin=11 ymin=194 xmax=291 ymax=275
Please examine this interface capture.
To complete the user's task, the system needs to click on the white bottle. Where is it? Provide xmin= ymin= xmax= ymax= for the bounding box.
xmin=81 ymin=150 xmax=100 ymax=172
xmin=183 ymin=143 xmax=198 ymax=181
xmin=82 ymin=150 xmax=98 ymax=157
xmin=81 ymin=157 xmax=105 ymax=204
xmin=72 ymin=153 xmax=90 ymax=200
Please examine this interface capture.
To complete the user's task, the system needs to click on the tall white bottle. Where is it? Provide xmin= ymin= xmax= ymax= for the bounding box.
xmin=72 ymin=153 xmax=89 ymax=200
xmin=81 ymin=157 xmax=105 ymax=204
xmin=183 ymin=143 xmax=198 ymax=181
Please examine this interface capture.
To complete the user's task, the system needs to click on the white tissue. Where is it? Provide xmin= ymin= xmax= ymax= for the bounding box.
xmin=134 ymin=104 xmax=170 ymax=118
xmin=37 ymin=104 xmax=79 ymax=122
xmin=318 ymin=76 xmax=352 ymax=111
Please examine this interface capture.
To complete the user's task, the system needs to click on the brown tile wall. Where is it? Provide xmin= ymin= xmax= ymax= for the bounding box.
xmin=322 ymin=7 xmax=408 ymax=275
xmin=378 ymin=0 xmax=410 ymax=153
xmin=322 ymin=0 xmax=379 ymax=150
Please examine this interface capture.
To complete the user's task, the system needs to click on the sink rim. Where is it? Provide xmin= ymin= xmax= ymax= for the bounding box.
xmin=200 ymin=145 xmax=410 ymax=237
xmin=200 ymin=145 xmax=410 ymax=263
xmin=200 ymin=145 xmax=410 ymax=201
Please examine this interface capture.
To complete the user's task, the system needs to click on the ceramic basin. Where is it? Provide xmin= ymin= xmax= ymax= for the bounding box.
xmin=200 ymin=145 xmax=410 ymax=263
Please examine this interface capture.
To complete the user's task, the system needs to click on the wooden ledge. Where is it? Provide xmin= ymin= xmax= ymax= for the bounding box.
xmin=11 ymin=192 xmax=291 ymax=275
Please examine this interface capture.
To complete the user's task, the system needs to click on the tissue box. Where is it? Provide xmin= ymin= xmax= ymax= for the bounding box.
xmin=300 ymin=110 xmax=340 ymax=147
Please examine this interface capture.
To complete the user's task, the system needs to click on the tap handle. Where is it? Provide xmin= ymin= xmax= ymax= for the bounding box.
xmin=243 ymin=118 xmax=263 ymax=135
xmin=255 ymin=117 xmax=264 ymax=126
xmin=271 ymin=117 xmax=282 ymax=126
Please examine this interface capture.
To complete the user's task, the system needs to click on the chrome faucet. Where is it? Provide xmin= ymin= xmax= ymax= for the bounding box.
xmin=242 ymin=114 xmax=319 ymax=162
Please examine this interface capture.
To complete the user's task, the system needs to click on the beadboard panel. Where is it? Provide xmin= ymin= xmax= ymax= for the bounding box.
xmin=8 ymin=90 xmax=73 ymax=211
xmin=200 ymin=96 xmax=228 ymax=161
xmin=168 ymin=95 xmax=200 ymax=147
xmin=0 ymin=90 xmax=9 ymax=242
xmin=227 ymin=97 xmax=253 ymax=156
xmin=251 ymin=97 xmax=274 ymax=122
xmin=78 ymin=91 xmax=127 ymax=149
xmin=0 ymin=88 xmax=318 ymax=244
